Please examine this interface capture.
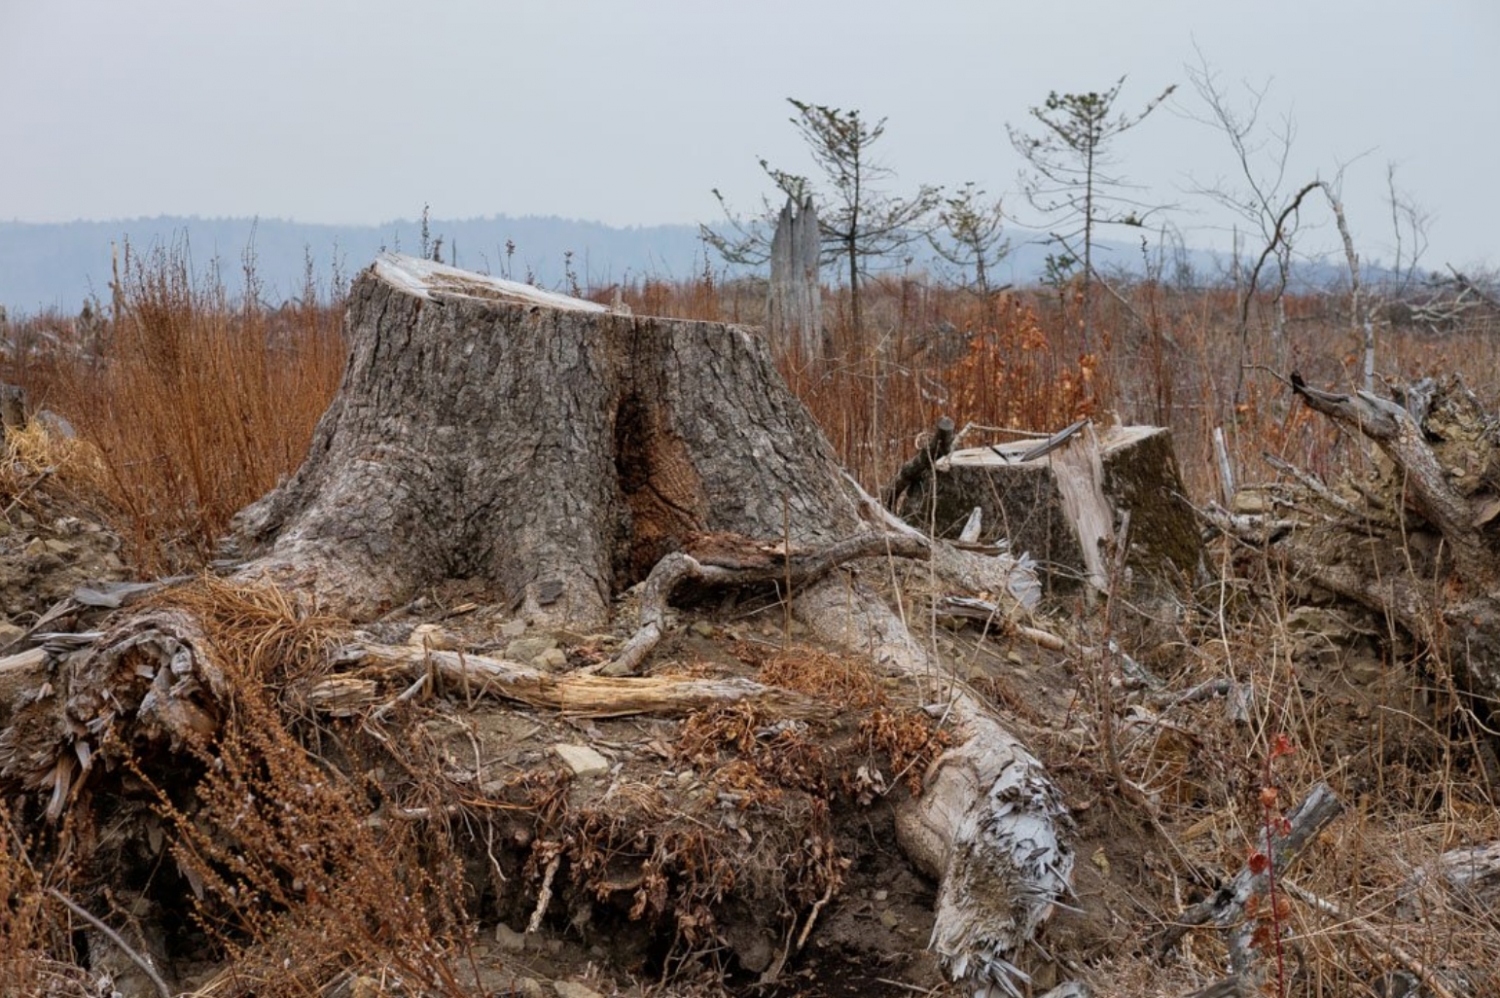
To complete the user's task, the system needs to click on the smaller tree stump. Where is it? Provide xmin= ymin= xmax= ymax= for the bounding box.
xmin=899 ymin=423 xmax=1201 ymax=594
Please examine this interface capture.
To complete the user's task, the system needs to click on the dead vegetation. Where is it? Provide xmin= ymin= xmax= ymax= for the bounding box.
xmin=2 ymin=253 xmax=1500 ymax=998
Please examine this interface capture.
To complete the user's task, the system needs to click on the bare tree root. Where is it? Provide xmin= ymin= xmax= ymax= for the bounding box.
xmin=601 ymin=531 xmax=930 ymax=677
xmin=795 ymin=574 xmax=1074 ymax=998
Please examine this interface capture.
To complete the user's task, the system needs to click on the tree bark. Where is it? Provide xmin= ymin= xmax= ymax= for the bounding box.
xmin=901 ymin=422 xmax=1200 ymax=595
xmin=229 ymin=255 xmax=870 ymax=627
xmin=2 ymin=254 xmax=1065 ymax=997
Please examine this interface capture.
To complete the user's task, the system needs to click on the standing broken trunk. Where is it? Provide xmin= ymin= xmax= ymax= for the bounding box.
xmin=766 ymin=195 xmax=823 ymax=359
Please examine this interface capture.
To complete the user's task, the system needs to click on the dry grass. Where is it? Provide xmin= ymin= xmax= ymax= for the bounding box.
xmin=11 ymin=251 xmax=1498 ymax=563
xmin=145 ymin=579 xmax=476 ymax=998
xmin=6 ymin=241 xmax=345 ymax=572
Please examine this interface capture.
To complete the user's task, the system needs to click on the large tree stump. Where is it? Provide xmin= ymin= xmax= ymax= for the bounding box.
xmin=229 ymin=254 xmax=871 ymax=626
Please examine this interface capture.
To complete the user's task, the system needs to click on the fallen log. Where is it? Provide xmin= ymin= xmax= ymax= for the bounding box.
xmin=1219 ymin=373 xmax=1500 ymax=741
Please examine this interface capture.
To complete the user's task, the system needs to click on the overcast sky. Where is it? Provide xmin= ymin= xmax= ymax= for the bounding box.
xmin=3 ymin=0 xmax=1497 ymax=270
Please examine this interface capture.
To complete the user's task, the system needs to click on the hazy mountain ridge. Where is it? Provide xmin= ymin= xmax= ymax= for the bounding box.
xmin=0 ymin=215 xmax=719 ymax=312
xmin=1 ymin=213 xmax=1345 ymax=314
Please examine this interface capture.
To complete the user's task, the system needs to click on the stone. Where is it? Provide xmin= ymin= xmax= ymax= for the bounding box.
xmin=553 ymin=743 xmax=610 ymax=778
xmin=495 ymin=922 xmax=529 ymax=953
xmin=33 ymin=409 xmax=76 ymax=439
xmin=534 ymin=647 xmax=568 ymax=670
xmin=0 ymin=623 xmax=25 ymax=647
xmin=689 ymin=620 xmax=716 ymax=638
xmin=506 ymin=635 xmax=558 ymax=664
xmin=500 ymin=618 xmax=528 ymax=639
xmin=553 ymin=983 xmax=603 ymax=998
xmin=513 ymin=978 xmax=547 ymax=998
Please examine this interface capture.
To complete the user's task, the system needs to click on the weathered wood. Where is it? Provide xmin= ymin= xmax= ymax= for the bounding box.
xmin=602 ymin=530 xmax=931 ymax=676
xmin=882 ymin=416 xmax=956 ymax=511
xmin=767 ymin=195 xmax=822 ymax=357
xmin=228 ymin=254 xmax=875 ymax=626
xmin=0 ymin=646 xmax=46 ymax=728
xmin=902 ymin=423 xmax=1200 ymax=593
xmin=1290 ymin=372 xmax=1495 ymax=585
xmin=1227 ymin=374 xmax=1500 ymax=739
xmin=3 ymin=256 xmax=1065 ymax=996
xmin=360 ymin=644 xmax=823 ymax=719
xmin=1158 ymin=782 xmax=1343 ymax=994
xmin=1049 ymin=422 xmax=1113 ymax=591
xmin=795 ymin=577 xmax=1072 ymax=998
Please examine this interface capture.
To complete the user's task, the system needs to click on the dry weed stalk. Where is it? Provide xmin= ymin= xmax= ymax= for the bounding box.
xmin=142 ymin=579 xmax=474 ymax=997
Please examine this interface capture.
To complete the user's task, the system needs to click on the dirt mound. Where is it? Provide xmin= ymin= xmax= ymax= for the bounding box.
xmin=0 ymin=425 xmax=129 ymax=642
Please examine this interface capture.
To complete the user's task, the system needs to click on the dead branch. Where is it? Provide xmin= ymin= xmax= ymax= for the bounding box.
xmin=1261 ymin=452 xmax=1368 ymax=520
xmin=601 ymin=531 xmax=931 ymax=676
xmin=1289 ymin=373 xmax=1491 ymax=584
xmin=358 ymin=645 xmax=822 ymax=719
xmin=1158 ymin=781 xmax=1343 ymax=980
xmin=882 ymin=416 xmax=956 ymax=509
xmin=48 ymin=889 xmax=172 ymax=998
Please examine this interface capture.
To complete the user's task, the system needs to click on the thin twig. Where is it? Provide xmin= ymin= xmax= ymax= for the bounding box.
xmin=794 ymin=879 xmax=836 ymax=951
xmin=1281 ymin=880 xmax=1462 ymax=998
xmin=370 ymin=672 xmax=429 ymax=722
xmin=48 ymin=889 xmax=172 ymax=998
xmin=527 ymin=853 xmax=561 ymax=934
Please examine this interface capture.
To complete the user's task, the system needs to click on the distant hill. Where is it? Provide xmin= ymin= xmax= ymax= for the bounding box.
xmin=1 ymin=213 xmax=1343 ymax=316
xmin=0 ymin=215 xmax=719 ymax=313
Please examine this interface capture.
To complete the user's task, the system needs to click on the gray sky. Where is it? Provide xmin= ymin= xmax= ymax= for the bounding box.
xmin=3 ymin=0 xmax=1497 ymax=270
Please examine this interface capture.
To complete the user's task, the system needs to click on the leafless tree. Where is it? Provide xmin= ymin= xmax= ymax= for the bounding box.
xmin=927 ymin=181 xmax=1010 ymax=299
xmin=1180 ymin=51 xmax=1305 ymax=393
